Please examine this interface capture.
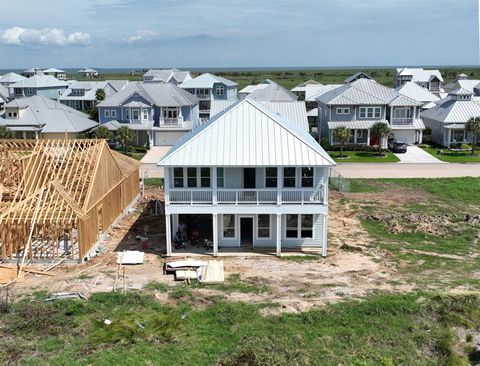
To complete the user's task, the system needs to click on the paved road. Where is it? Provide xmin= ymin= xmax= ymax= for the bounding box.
xmin=334 ymin=163 xmax=480 ymax=178
xmin=395 ymin=146 xmax=445 ymax=164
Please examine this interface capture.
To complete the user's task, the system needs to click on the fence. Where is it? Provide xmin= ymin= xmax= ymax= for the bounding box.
xmin=329 ymin=169 xmax=350 ymax=198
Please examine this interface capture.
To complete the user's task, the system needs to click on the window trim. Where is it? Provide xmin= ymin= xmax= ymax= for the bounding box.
xmin=215 ymin=85 xmax=225 ymax=96
xmin=222 ymin=214 xmax=236 ymax=239
xmin=111 ymin=110 xmax=117 ymax=118
xmin=283 ymin=167 xmax=296 ymax=188
xmin=256 ymin=214 xmax=271 ymax=239
xmin=301 ymin=167 xmax=314 ymax=188
xmin=336 ymin=107 xmax=350 ymax=115
xmin=284 ymin=214 xmax=315 ymax=240
xmin=265 ymin=167 xmax=278 ymax=188
xmin=200 ymin=167 xmax=211 ymax=188
xmin=217 ymin=167 xmax=225 ymax=188
xmin=104 ymin=109 xmax=110 ymax=118
xmin=173 ymin=167 xmax=184 ymax=188
xmin=359 ymin=106 xmax=382 ymax=119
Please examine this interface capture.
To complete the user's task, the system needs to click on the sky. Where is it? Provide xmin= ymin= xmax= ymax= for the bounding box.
xmin=0 ymin=0 xmax=478 ymax=69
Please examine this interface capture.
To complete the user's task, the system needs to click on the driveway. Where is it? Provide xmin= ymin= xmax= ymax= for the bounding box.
xmin=334 ymin=163 xmax=480 ymax=178
xmin=140 ymin=146 xmax=172 ymax=178
xmin=394 ymin=146 xmax=444 ymax=164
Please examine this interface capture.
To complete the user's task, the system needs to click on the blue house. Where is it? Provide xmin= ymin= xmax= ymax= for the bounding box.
xmin=97 ymin=82 xmax=199 ymax=147
xmin=180 ymin=73 xmax=238 ymax=118
xmin=317 ymin=78 xmax=425 ymax=146
xmin=9 ymin=75 xmax=68 ymax=100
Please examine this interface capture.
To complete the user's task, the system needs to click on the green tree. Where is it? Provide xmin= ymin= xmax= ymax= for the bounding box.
xmin=86 ymin=108 xmax=99 ymax=122
xmin=0 ymin=126 xmax=14 ymax=139
xmin=115 ymin=126 xmax=135 ymax=154
xmin=466 ymin=117 xmax=480 ymax=155
xmin=332 ymin=127 xmax=352 ymax=158
xmin=95 ymin=88 xmax=106 ymax=101
xmin=92 ymin=126 xmax=112 ymax=140
xmin=371 ymin=122 xmax=391 ymax=155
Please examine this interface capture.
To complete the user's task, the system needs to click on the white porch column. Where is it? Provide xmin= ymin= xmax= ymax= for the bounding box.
xmin=212 ymin=167 xmax=217 ymax=205
xmin=213 ymin=213 xmax=218 ymax=257
xmin=322 ymin=214 xmax=328 ymax=257
xmin=276 ymin=213 xmax=282 ymax=256
xmin=164 ymin=168 xmax=170 ymax=203
xmin=277 ymin=167 xmax=283 ymax=204
xmin=165 ymin=214 xmax=172 ymax=256
xmin=367 ymin=129 xmax=371 ymax=146
xmin=353 ymin=129 xmax=357 ymax=144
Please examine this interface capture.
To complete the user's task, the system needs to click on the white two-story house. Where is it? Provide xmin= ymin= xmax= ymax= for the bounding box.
xmin=159 ymin=99 xmax=335 ymax=257
xmin=180 ymin=73 xmax=238 ymax=118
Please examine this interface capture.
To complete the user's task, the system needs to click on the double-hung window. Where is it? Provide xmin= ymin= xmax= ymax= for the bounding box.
xmin=111 ymin=110 xmax=117 ymax=118
xmin=215 ymin=85 xmax=225 ymax=96
xmin=301 ymin=167 xmax=314 ymax=187
xmin=173 ymin=168 xmax=184 ymax=188
xmin=132 ymin=109 xmax=140 ymax=121
xmin=265 ymin=167 xmax=277 ymax=188
xmin=142 ymin=109 xmax=148 ymax=120
xmin=283 ymin=168 xmax=296 ymax=187
xmin=104 ymin=110 xmax=110 ymax=118
xmin=217 ymin=168 xmax=224 ymax=188
xmin=124 ymin=108 xmax=130 ymax=120
xmin=336 ymin=107 xmax=350 ymax=114
xmin=359 ymin=107 xmax=381 ymax=119
xmin=301 ymin=215 xmax=313 ymax=238
xmin=200 ymin=168 xmax=210 ymax=187
xmin=187 ymin=168 xmax=197 ymax=187
xmin=286 ymin=215 xmax=298 ymax=238
xmin=257 ymin=215 xmax=270 ymax=238
xmin=223 ymin=214 xmax=235 ymax=238
xmin=285 ymin=214 xmax=314 ymax=239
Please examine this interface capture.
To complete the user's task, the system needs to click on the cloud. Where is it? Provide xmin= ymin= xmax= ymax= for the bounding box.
xmin=126 ymin=30 xmax=157 ymax=43
xmin=0 ymin=27 xmax=90 ymax=46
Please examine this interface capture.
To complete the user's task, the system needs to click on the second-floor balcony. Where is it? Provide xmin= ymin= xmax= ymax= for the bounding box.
xmin=157 ymin=117 xmax=193 ymax=129
xmin=391 ymin=117 xmax=414 ymax=125
xmin=167 ymin=187 xmax=324 ymax=205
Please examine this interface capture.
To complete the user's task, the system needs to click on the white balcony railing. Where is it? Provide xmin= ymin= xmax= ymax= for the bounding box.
xmin=168 ymin=187 xmax=324 ymax=205
xmin=391 ymin=117 xmax=414 ymax=125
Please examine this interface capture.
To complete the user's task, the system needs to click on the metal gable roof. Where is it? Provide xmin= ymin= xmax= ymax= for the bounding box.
xmin=0 ymin=73 xmax=26 ymax=84
xmin=10 ymin=75 xmax=68 ymax=88
xmin=397 ymin=68 xmax=444 ymax=82
xmin=390 ymin=94 xmax=423 ymax=107
xmin=247 ymin=83 xmax=298 ymax=101
xmin=159 ymin=99 xmax=335 ymax=167
xmin=396 ymin=82 xmax=440 ymax=103
xmin=291 ymin=79 xmax=322 ymax=92
xmin=180 ymin=73 xmax=237 ymax=88
xmin=210 ymin=100 xmax=309 ymax=131
xmin=421 ymin=98 xmax=480 ymax=123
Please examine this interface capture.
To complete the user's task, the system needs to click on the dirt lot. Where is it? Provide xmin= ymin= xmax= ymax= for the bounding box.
xmin=5 ymin=187 xmax=422 ymax=314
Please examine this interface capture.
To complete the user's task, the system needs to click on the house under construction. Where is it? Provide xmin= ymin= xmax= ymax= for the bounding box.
xmin=0 ymin=139 xmax=140 ymax=262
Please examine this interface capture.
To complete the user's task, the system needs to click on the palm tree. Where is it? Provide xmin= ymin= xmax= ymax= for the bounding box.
xmin=0 ymin=126 xmax=14 ymax=139
xmin=92 ymin=126 xmax=112 ymax=140
xmin=371 ymin=122 xmax=391 ymax=156
xmin=95 ymin=88 xmax=106 ymax=102
xmin=466 ymin=117 xmax=480 ymax=155
xmin=332 ymin=127 xmax=352 ymax=158
xmin=115 ymin=126 xmax=135 ymax=154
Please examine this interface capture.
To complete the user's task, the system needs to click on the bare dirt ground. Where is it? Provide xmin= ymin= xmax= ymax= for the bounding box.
xmin=8 ymin=190 xmax=416 ymax=314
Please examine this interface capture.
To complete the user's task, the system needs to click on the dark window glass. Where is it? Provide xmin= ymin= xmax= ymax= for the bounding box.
xmin=217 ymin=168 xmax=224 ymax=188
xmin=283 ymin=168 xmax=296 ymax=187
xmin=286 ymin=214 xmax=298 ymax=238
xmin=301 ymin=215 xmax=313 ymax=238
xmin=265 ymin=167 xmax=277 ymax=188
xmin=173 ymin=168 xmax=184 ymax=188
xmin=258 ymin=215 xmax=270 ymax=238
xmin=187 ymin=168 xmax=197 ymax=187
xmin=301 ymin=167 xmax=314 ymax=187
xmin=200 ymin=167 xmax=210 ymax=188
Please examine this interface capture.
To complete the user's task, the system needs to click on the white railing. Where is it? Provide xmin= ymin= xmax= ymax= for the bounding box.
xmin=391 ymin=117 xmax=414 ymax=125
xmin=168 ymin=187 xmax=324 ymax=205
xmin=196 ymin=93 xmax=211 ymax=99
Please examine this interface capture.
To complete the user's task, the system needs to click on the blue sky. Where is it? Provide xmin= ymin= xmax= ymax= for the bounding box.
xmin=0 ymin=0 xmax=477 ymax=68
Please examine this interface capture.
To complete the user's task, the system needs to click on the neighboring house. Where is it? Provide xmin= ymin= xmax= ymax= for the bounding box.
xmin=344 ymin=72 xmax=372 ymax=83
xmin=0 ymin=95 xmax=97 ymax=139
xmin=180 ymin=73 xmax=238 ymax=118
xmin=43 ymin=68 xmax=67 ymax=80
xmin=9 ymin=75 xmax=68 ymax=100
xmin=248 ymin=82 xmax=298 ymax=102
xmin=97 ymin=82 xmax=199 ymax=146
xmin=210 ymin=100 xmax=309 ymax=131
xmin=394 ymin=68 xmax=444 ymax=92
xmin=317 ymin=78 xmax=424 ymax=146
xmin=0 ymin=85 xmax=9 ymax=109
xmin=21 ymin=68 xmax=43 ymax=77
xmin=238 ymin=79 xmax=275 ymax=99
xmin=396 ymin=81 xmax=440 ymax=110
xmin=143 ymin=69 xmax=192 ymax=85
xmin=444 ymin=74 xmax=480 ymax=94
xmin=291 ymin=80 xmax=321 ymax=100
xmin=158 ymin=98 xmax=335 ymax=257
xmin=78 ymin=68 xmax=99 ymax=78
xmin=59 ymin=80 xmax=129 ymax=111
xmin=421 ymin=88 xmax=480 ymax=147
xmin=0 ymin=72 xmax=26 ymax=86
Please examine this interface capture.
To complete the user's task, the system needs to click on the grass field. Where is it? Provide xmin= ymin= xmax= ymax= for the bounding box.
xmin=2 ymin=290 xmax=480 ymax=365
xmin=330 ymin=151 xmax=400 ymax=163
xmin=66 ymin=66 xmax=480 ymax=91
xmin=422 ymin=147 xmax=480 ymax=163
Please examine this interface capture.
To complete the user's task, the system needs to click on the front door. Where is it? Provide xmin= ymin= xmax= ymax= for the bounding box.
xmin=243 ymin=168 xmax=256 ymax=188
xmin=240 ymin=217 xmax=253 ymax=247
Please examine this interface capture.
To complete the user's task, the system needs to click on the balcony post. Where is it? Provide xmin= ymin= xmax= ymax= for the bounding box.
xmin=322 ymin=214 xmax=328 ymax=257
xmin=212 ymin=167 xmax=217 ymax=205
xmin=212 ymin=213 xmax=218 ymax=257
xmin=277 ymin=167 xmax=283 ymax=205
xmin=166 ymin=214 xmax=172 ymax=256
xmin=164 ymin=168 xmax=170 ymax=204
xmin=276 ymin=213 xmax=282 ymax=256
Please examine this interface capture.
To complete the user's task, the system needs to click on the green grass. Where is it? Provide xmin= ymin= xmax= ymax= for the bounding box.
xmin=330 ymin=151 xmax=400 ymax=163
xmin=203 ymin=273 xmax=270 ymax=294
xmin=2 ymin=291 xmax=479 ymax=365
xmin=279 ymin=255 xmax=321 ymax=262
xmin=143 ymin=178 xmax=164 ymax=187
xmin=422 ymin=147 xmax=480 ymax=163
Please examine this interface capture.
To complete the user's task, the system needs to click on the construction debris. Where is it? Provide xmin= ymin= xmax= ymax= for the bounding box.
xmin=197 ymin=261 xmax=225 ymax=284
xmin=45 ymin=292 xmax=87 ymax=301
xmin=116 ymin=251 xmax=145 ymax=265
xmin=164 ymin=259 xmax=224 ymax=283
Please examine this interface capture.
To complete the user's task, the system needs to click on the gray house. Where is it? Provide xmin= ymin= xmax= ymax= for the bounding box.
xmin=0 ymin=73 xmax=26 ymax=87
xmin=9 ymin=75 xmax=68 ymax=100
xmin=421 ymin=88 xmax=480 ymax=147
xmin=98 ymin=82 xmax=199 ymax=146
xmin=143 ymin=69 xmax=192 ymax=85
xmin=180 ymin=73 xmax=238 ymax=118
xmin=394 ymin=68 xmax=444 ymax=93
xmin=317 ymin=78 xmax=424 ymax=146
xmin=0 ymin=95 xmax=97 ymax=139
xmin=59 ymin=80 xmax=129 ymax=111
